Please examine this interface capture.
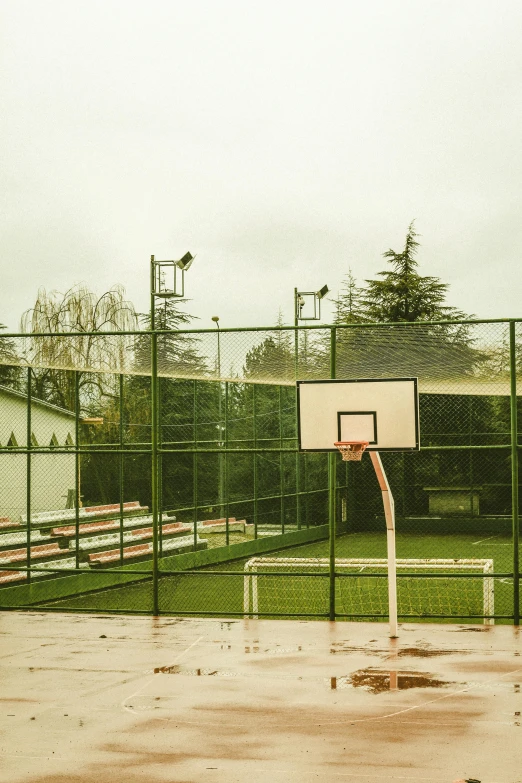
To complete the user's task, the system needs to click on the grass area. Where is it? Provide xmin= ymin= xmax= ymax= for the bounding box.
xmin=42 ymin=530 xmax=517 ymax=622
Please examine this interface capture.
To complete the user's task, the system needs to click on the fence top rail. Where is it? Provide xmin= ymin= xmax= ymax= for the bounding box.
xmin=0 ymin=316 xmax=520 ymax=339
xmin=244 ymin=557 xmax=494 ymax=570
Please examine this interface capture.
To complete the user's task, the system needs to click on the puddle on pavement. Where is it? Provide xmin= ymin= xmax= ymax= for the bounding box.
xmin=340 ymin=668 xmax=454 ymax=694
xmin=396 ymin=646 xmax=462 ymax=658
xmin=154 ymin=665 xmax=238 ymax=678
xmin=245 ymin=645 xmax=303 ymax=655
xmin=153 ymin=663 xmax=454 ymax=692
xmin=329 ymin=643 xmax=460 ymax=659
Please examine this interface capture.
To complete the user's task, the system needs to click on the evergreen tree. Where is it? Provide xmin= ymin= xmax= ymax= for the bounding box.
xmin=135 ymin=297 xmax=206 ymax=377
xmin=0 ymin=324 xmax=22 ymax=389
xmin=332 ymin=269 xmax=366 ymax=324
xmin=363 ymin=221 xmax=467 ymax=323
xmin=243 ymin=312 xmax=294 ymax=382
xmin=330 ymin=224 xmax=484 ymax=380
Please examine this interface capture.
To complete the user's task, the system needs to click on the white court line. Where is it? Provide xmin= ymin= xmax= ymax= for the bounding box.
xmin=157 ymin=663 xmax=522 ymax=730
xmin=120 ymin=634 xmax=205 ymax=714
xmin=472 ymin=535 xmax=499 ymax=545
xmin=252 ymin=767 xmax=508 ymax=782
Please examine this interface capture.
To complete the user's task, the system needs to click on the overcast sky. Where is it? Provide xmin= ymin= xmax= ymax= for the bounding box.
xmin=1 ymin=0 xmax=522 ymax=332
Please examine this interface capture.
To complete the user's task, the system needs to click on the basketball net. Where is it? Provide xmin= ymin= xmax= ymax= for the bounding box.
xmin=334 ymin=441 xmax=369 ymax=461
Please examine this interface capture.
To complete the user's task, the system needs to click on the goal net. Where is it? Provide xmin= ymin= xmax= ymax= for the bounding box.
xmin=243 ymin=557 xmax=494 ymax=624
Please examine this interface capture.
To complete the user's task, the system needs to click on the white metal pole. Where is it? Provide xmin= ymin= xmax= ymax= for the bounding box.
xmin=244 ymin=563 xmax=251 ymax=618
xmin=252 ymin=564 xmax=259 ymax=619
xmin=369 ymin=451 xmax=398 ymax=638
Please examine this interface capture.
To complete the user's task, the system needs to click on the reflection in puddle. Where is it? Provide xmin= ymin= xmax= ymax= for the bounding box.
xmin=154 ymin=665 xmax=238 ymax=677
xmin=245 ymin=645 xmax=302 ymax=654
xmin=396 ymin=647 xmax=460 ymax=658
xmin=343 ymin=668 xmax=453 ymax=694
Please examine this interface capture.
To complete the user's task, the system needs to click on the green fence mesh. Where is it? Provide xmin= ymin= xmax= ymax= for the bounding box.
xmin=0 ymin=319 xmax=520 ymax=622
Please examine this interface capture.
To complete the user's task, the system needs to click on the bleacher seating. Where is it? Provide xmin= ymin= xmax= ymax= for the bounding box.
xmin=0 ymin=570 xmax=28 ymax=585
xmin=0 ymin=529 xmax=51 ymax=549
xmin=88 ymin=534 xmax=207 ymax=566
xmin=194 ymin=517 xmax=255 ymax=536
xmin=21 ymin=501 xmax=149 ymax=528
xmin=0 ymin=542 xmax=70 ymax=565
xmin=73 ymin=522 xmax=191 ymax=554
xmin=52 ymin=514 xmax=156 ymax=541
xmin=0 ymin=500 xmax=209 ymax=585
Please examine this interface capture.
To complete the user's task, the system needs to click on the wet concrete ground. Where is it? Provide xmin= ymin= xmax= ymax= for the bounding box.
xmin=0 ymin=612 xmax=521 ymax=783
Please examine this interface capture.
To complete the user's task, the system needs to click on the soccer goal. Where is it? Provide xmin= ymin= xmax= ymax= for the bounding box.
xmin=243 ymin=557 xmax=495 ymax=624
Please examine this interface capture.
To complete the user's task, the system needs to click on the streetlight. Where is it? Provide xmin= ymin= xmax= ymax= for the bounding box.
xmin=151 ymin=252 xmax=195 ymax=300
xmin=293 ymin=284 xmax=329 ymax=325
xmin=149 ymin=251 xmax=195 ymax=612
xmin=293 ymin=283 xmax=329 ymax=534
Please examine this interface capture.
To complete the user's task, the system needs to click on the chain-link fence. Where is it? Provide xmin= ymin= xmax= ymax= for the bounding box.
xmin=0 ymin=319 xmax=520 ymax=623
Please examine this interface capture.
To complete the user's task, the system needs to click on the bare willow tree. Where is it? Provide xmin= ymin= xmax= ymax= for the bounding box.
xmin=21 ymin=284 xmax=139 ymax=410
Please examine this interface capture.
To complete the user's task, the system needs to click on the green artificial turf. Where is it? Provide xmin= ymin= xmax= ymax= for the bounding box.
xmin=42 ymin=530 xmax=517 ymax=622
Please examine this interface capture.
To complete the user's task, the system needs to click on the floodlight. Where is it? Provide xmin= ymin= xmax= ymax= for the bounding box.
xmin=317 ymin=284 xmax=329 ymax=300
xmin=211 ymin=316 xmax=220 ymax=324
xmin=176 ymin=251 xmax=194 ymax=271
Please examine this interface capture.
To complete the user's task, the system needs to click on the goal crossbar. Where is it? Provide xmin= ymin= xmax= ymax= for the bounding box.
xmin=243 ymin=557 xmax=494 ymax=624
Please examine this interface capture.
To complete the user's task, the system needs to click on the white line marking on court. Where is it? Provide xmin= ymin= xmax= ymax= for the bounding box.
xmin=252 ymin=768 xmax=507 ymax=782
xmin=472 ymin=535 xmax=499 ymax=545
xmin=120 ymin=634 xmax=205 ymax=714
xmin=157 ymin=663 xmax=522 ymax=730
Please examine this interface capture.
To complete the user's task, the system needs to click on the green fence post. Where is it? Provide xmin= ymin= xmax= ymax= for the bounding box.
xmin=225 ymin=381 xmax=229 ymax=546
xmin=193 ymin=379 xmax=198 ymax=550
xmin=294 ymin=314 xmax=301 ymax=531
xmin=279 ymin=385 xmax=284 ymax=534
xmin=150 ymin=256 xmax=159 ymax=616
xmin=510 ymin=321 xmax=520 ymax=625
xmin=158 ymin=376 xmax=163 ymax=557
xmin=26 ymin=367 xmax=31 ymax=584
xmin=119 ymin=374 xmax=124 ymax=565
xmin=75 ymin=371 xmax=80 ymax=570
xmin=253 ymin=384 xmax=258 ymax=539
xmin=329 ymin=326 xmax=337 ymax=621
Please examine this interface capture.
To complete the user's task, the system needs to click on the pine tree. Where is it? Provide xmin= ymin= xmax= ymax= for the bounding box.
xmin=243 ymin=311 xmax=294 ymax=382
xmin=363 ymin=221 xmax=467 ymax=323
xmin=332 ymin=269 xmax=366 ymax=324
xmin=135 ymin=297 xmax=206 ymax=377
xmin=0 ymin=324 xmax=21 ymax=389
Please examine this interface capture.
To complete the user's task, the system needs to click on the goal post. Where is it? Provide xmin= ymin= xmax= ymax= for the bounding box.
xmin=243 ymin=557 xmax=494 ymax=625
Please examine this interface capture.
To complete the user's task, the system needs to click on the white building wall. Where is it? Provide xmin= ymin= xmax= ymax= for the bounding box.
xmin=0 ymin=390 xmax=76 ymax=523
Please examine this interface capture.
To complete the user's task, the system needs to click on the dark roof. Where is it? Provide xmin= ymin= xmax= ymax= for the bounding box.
xmin=0 ymin=385 xmax=75 ymax=418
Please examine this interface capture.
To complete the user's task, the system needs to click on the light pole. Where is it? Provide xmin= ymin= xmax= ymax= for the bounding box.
xmin=212 ymin=316 xmax=225 ymax=518
xmin=150 ymin=251 xmax=194 ymax=614
xmin=293 ymin=284 xmax=329 ymax=532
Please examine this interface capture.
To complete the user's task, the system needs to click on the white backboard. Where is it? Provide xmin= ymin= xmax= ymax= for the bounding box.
xmin=297 ymin=378 xmax=419 ymax=452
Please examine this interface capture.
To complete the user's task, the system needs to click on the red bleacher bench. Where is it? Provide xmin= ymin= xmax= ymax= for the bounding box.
xmin=0 ymin=570 xmax=27 ymax=584
xmin=130 ymin=522 xmax=186 ymax=538
xmin=0 ymin=542 xmax=66 ymax=564
xmin=52 ymin=516 xmax=151 ymax=539
xmin=89 ymin=542 xmax=151 ymax=564
xmin=88 ymin=534 xmax=207 ymax=566
xmin=22 ymin=501 xmax=149 ymax=528
xmin=0 ymin=518 xmax=16 ymax=530
xmin=201 ymin=518 xmax=228 ymax=525
xmin=83 ymin=501 xmax=141 ymax=514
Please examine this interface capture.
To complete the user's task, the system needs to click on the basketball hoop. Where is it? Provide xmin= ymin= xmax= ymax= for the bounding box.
xmin=334 ymin=441 xmax=369 ymax=461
